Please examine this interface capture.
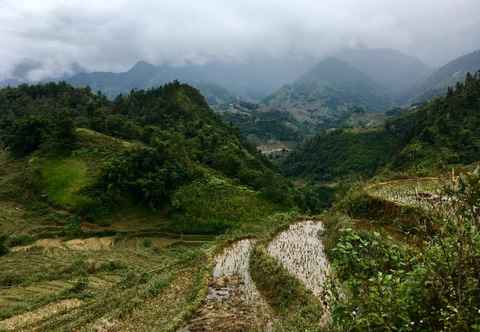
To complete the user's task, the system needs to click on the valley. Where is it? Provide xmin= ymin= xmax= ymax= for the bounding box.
xmin=0 ymin=45 xmax=480 ymax=331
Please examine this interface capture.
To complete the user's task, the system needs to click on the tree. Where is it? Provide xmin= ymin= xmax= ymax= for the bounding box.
xmin=2 ymin=116 xmax=47 ymax=157
xmin=41 ymin=110 xmax=77 ymax=154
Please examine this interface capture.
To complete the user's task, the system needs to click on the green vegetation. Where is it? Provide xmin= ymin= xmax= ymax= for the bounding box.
xmin=171 ymin=177 xmax=280 ymax=234
xmin=38 ymin=158 xmax=93 ymax=209
xmin=2 ymin=66 xmax=480 ymax=332
xmin=222 ymin=110 xmax=306 ymax=143
xmin=284 ymin=71 xmax=480 ymax=181
xmin=284 ymin=128 xmax=400 ymax=181
xmin=0 ymin=81 xmax=295 ymax=220
xmin=324 ymin=169 xmax=480 ymax=331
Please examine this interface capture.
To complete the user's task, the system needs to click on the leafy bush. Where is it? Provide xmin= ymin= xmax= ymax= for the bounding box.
xmin=5 ymin=234 xmax=34 ymax=247
xmin=1 ymin=111 xmax=77 ymax=157
xmin=64 ymin=216 xmax=83 ymax=238
xmin=329 ymin=171 xmax=480 ymax=331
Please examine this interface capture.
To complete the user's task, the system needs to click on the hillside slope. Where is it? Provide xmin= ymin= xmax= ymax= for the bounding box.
xmin=337 ymin=48 xmax=432 ymax=99
xmin=0 ymin=82 xmax=295 ymax=227
xmin=283 ymin=71 xmax=480 ymax=180
xmin=409 ymin=49 xmax=480 ymax=103
xmin=261 ymin=57 xmax=391 ymax=126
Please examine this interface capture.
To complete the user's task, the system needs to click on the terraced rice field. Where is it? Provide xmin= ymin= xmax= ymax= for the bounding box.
xmin=267 ymin=220 xmax=331 ymax=326
xmin=366 ymin=177 xmax=463 ymax=221
xmin=182 ymin=239 xmax=273 ymax=332
xmin=0 ymin=233 xmax=211 ymax=331
xmin=367 ymin=178 xmax=442 ymax=209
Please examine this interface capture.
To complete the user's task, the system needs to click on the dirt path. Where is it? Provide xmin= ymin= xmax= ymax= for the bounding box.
xmin=267 ymin=220 xmax=331 ymax=326
xmin=181 ymin=239 xmax=273 ymax=332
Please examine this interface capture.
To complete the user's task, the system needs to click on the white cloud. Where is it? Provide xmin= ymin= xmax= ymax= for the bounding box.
xmin=0 ymin=0 xmax=479 ymax=79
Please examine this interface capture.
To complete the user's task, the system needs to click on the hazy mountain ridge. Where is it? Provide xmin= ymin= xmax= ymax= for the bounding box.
xmin=336 ymin=48 xmax=432 ymax=99
xmin=64 ymin=57 xmax=315 ymax=102
xmin=260 ymin=57 xmax=392 ymax=125
xmin=409 ymin=49 xmax=480 ymax=103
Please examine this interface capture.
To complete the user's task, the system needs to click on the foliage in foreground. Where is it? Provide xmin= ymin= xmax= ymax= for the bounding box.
xmin=328 ymin=171 xmax=480 ymax=331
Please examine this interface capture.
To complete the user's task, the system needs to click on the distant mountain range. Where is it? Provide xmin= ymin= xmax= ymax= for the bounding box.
xmin=336 ymin=48 xmax=432 ymax=99
xmin=408 ymin=49 xmax=480 ymax=103
xmin=259 ymin=57 xmax=391 ymax=125
xmin=1 ymin=48 xmax=479 ymax=117
xmin=66 ymin=57 xmax=315 ymax=103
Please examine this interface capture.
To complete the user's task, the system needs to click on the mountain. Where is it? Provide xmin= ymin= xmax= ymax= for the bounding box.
xmin=410 ymin=49 xmax=480 ymax=103
xmin=64 ymin=57 xmax=315 ymax=102
xmin=260 ymin=57 xmax=392 ymax=126
xmin=336 ymin=48 xmax=432 ymax=99
xmin=0 ymin=81 xmax=294 ymax=223
xmin=282 ymin=71 xmax=480 ymax=181
xmin=66 ymin=61 xmax=236 ymax=105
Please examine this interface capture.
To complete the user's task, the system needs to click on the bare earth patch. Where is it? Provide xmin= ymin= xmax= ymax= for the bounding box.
xmin=0 ymin=299 xmax=82 ymax=331
xmin=267 ymin=220 xmax=331 ymax=326
xmin=182 ymin=239 xmax=273 ymax=332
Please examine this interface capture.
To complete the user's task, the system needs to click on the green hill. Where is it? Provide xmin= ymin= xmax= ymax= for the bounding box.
xmin=283 ymin=71 xmax=480 ymax=181
xmin=0 ymin=82 xmax=295 ymax=233
xmin=261 ymin=57 xmax=392 ymax=126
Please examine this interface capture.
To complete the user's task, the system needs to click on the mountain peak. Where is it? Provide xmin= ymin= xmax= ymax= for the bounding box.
xmin=129 ymin=61 xmax=157 ymax=73
xmin=298 ymin=57 xmax=371 ymax=85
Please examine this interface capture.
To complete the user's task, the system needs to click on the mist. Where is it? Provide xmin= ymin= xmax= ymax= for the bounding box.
xmin=1 ymin=0 xmax=479 ymax=80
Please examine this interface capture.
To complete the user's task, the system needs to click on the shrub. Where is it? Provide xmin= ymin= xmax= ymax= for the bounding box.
xmin=5 ymin=234 xmax=34 ymax=247
xmin=330 ymin=170 xmax=480 ymax=331
xmin=0 ymin=235 xmax=9 ymax=256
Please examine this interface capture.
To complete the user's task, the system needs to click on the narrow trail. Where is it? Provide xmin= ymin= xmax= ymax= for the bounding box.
xmin=267 ymin=220 xmax=331 ymax=326
xmin=181 ymin=239 xmax=273 ymax=332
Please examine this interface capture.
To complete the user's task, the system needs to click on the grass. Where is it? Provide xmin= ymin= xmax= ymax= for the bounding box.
xmin=38 ymin=157 xmax=93 ymax=209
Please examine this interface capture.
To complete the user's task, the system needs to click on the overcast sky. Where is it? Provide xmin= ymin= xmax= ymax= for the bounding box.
xmin=0 ymin=0 xmax=479 ymax=80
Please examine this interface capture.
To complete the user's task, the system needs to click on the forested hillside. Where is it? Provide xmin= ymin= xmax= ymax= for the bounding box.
xmin=0 ymin=82 xmax=306 ymax=331
xmin=0 ymin=82 xmax=295 ymax=231
xmin=261 ymin=57 xmax=391 ymax=127
xmin=283 ymin=71 xmax=480 ymax=181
